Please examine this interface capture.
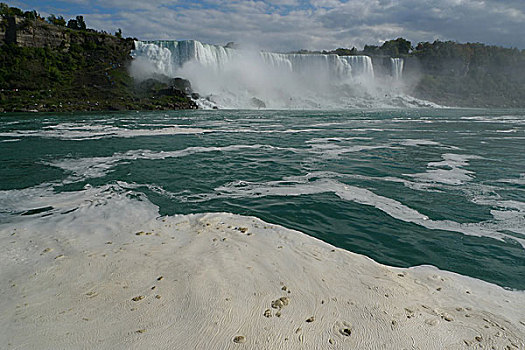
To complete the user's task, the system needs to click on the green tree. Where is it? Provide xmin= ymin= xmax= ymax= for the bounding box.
xmin=0 ymin=3 xmax=7 ymax=17
xmin=67 ymin=18 xmax=79 ymax=30
xmin=23 ymin=10 xmax=39 ymax=20
xmin=1 ymin=3 xmax=23 ymax=17
xmin=380 ymin=38 xmax=412 ymax=56
xmin=76 ymin=15 xmax=86 ymax=30
xmin=47 ymin=14 xmax=66 ymax=26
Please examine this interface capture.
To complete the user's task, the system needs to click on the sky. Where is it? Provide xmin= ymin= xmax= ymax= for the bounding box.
xmin=7 ymin=0 xmax=525 ymax=51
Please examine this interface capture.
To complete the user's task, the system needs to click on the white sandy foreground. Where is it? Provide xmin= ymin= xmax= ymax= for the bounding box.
xmin=1 ymin=210 xmax=525 ymax=349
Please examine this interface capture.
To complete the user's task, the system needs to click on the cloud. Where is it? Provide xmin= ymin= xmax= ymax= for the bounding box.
xmin=15 ymin=0 xmax=525 ymax=50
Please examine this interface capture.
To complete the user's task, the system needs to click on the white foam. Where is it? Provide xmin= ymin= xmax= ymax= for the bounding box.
xmin=45 ymin=145 xmax=282 ymax=182
xmin=407 ymin=153 xmax=482 ymax=186
xmin=494 ymin=174 xmax=525 ymax=185
xmin=305 ymin=137 xmax=373 ymax=143
xmin=460 ymin=115 xmax=525 ymax=124
xmin=307 ymin=142 xmax=394 ymax=158
xmin=0 ymin=138 xmax=21 ymax=142
xmin=1 ymin=188 xmax=523 ymax=348
xmin=208 ymin=176 xmax=525 ymax=248
xmin=0 ymin=182 xmax=156 ymax=236
xmin=0 ymin=123 xmax=209 ymax=140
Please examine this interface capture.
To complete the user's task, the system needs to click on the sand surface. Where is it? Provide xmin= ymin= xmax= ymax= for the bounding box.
xmin=1 ymin=210 xmax=524 ymax=349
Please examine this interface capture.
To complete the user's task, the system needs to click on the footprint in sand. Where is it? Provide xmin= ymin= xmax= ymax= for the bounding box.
xmin=334 ymin=321 xmax=352 ymax=337
xmin=340 ymin=328 xmax=351 ymax=336
xmin=271 ymin=296 xmax=290 ymax=309
xmin=85 ymin=291 xmax=98 ymax=298
xmin=233 ymin=335 xmax=246 ymax=344
xmin=441 ymin=313 xmax=454 ymax=322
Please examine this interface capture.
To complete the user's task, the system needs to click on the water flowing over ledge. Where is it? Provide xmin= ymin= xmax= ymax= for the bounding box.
xmin=130 ymin=40 xmax=439 ymax=109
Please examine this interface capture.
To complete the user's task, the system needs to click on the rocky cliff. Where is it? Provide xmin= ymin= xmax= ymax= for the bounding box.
xmin=0 ymin=11 xmax=197 ymax=113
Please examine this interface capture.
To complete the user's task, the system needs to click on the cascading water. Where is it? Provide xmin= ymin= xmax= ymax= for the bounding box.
xmin=132 ymin=40 xmax=373 ymax=81
xmin=131 ymin=40 xmax=434 ymax=109
xmin=390 ymin=58 xmax=404 ymax=80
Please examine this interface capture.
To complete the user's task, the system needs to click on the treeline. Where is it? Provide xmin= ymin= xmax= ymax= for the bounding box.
xmin=0 ymin=3 xmax=122 ymax=38
xmin=296 ymin=37 xmax=525 ymax=107
xmin=407 ymin=40 xmax=525 ymax=107
xmin=0 ymin=3 xmax=39 ymax=20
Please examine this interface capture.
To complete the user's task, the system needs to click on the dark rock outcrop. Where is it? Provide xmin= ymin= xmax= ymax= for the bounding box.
xmin=170 ymin=78 xmax=192 ymax=95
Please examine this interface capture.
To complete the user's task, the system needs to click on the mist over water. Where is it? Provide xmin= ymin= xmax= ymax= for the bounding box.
xmin=131 ymin=40 xmax=437 ymax=109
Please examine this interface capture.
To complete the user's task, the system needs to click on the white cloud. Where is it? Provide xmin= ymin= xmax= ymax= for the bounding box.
xmin=19 ymin=0 xmax=525 ymax=50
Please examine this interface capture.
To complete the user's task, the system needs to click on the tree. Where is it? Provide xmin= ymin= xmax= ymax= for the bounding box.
xmin=0 ymin=3 xmax=23 ymax=17
xmin=0 ymin=3 xmax=7 ymax=17
xmin=115 ymin=28 xmax=122 ymax=38
xmin=47 ymin=14 xmax=66 ymax=26
xmin=363 ymin=45 xmax=380 ymax=55
xmin=23 ymin=10 xmax=40 ymax=20
xmin=67 ymin=16 xmax=87 ymax=30
xmin=380 ymin=38 xmax=412 ymax=56
xmin=76 ymin=15 xmax=86 ymax=30
xmin=67 ymin=19 xmax=79 ymax=30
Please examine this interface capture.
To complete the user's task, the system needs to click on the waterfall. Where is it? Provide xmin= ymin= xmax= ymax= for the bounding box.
xmin=130 ymin=40 xmax=429 ymax=109
xmin=390 ymin=58 xmax=404 ymax=80
xmin=342 ymin=56 xmax=374 ymax=79
xmin=132 ymin=40 xmax=375 ymax=81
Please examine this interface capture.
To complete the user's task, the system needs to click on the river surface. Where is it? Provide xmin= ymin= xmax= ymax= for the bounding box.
xmin=1 ymin=109 xmax=524 ymax=289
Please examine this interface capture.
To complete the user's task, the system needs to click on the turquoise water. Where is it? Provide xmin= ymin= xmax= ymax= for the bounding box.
xmin=1 ymin=109 xmax=524 ymax=289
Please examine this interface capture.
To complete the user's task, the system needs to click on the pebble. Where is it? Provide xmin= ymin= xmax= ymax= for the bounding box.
xmin=132 ymin=296 xmax=144 ymax=302
xmin=306 ymin=316 xmax=315 ymax=323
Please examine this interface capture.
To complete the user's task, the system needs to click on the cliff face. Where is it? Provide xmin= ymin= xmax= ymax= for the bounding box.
xmin=1 ymin=15 xmax=133 ymax=52
xmin=2 ymin=16 xmax=69 ymax=48
xmin=0 ymin=14 xmax=196 ymax=112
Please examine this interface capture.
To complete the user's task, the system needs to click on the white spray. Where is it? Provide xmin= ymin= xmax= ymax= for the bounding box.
xmin=131 ymin=40 xmax=431 ymax=109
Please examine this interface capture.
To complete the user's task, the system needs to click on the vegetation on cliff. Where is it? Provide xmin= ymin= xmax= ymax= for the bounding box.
xmin=342 ymin=38 xmax=525 ymax=108
xmin=296 ymin=37 xmax=525 ymax=108
xmin=409 ymin=40 xmax=525 ymax=107
xmin=0 ymin=4 xmax=196 ymax=112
